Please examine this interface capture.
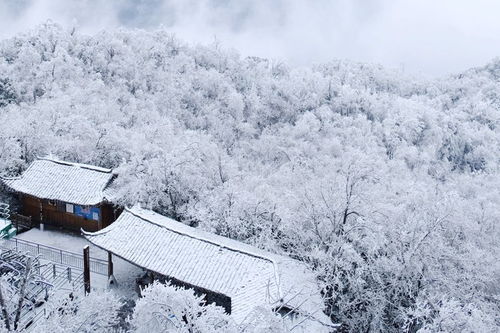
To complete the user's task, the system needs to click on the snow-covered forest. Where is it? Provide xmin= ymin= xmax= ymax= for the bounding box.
xmin=0 ymin=23 xmax=499 ymax=332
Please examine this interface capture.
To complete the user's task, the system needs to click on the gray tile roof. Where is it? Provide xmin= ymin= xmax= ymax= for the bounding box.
xmin=1 ymin=158 xmax=114 ymax=205
xmin=83 ymin=206 xmax=331 ymax=327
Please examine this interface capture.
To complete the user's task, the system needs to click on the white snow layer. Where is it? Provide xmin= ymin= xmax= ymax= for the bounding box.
xmin=84 ymin=206 xmax=332 ymax=326
xmin=1 ymin=158 xmax=114 ymax=205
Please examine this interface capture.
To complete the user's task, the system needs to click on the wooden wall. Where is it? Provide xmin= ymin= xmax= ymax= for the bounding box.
xmin=20 ymin=195 xmax=119 ymax=232
xmin=21 ymin=195 xmax=41 ymax=222
xmin=101 ymin=204 xmax=117 ymax=229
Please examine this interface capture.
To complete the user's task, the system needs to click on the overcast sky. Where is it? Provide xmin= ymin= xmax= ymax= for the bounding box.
xmin=1 ymin=0 xmax=500 ymax=76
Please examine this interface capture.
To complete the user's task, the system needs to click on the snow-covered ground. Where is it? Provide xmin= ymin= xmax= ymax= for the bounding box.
xmin=16 ymin=227 xmax=144 ymax=299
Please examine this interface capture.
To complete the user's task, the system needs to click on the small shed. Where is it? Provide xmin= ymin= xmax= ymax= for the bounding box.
xmin=83 ymin=206 xmax=333 ymax=330
xmin=0 ymin=158 xmax=119 ymax=231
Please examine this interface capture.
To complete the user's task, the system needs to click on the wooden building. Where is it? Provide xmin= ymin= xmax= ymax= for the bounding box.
xmin=0 ymin=158 xmax=119 ymax=232
xmin=84 ymin=206 xmax=334 ymax=331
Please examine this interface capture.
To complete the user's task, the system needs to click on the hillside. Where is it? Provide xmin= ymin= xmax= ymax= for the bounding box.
xmin=0 ymin=23 xmax=499 ymax=332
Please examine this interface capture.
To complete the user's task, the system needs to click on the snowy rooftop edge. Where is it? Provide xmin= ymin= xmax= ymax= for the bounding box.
xmin=83 ymin=207 xmax=333 ymax=327
xmin=0 ymin=158 xmax=115 ymax=205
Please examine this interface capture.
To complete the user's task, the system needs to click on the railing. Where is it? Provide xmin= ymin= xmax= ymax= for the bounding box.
xmin=0 ymin=238 xmax=108 ymax=275
xmin=0 ymin=248 xmax=87 ymax=332
xmin=21 ymin=265 xmax=85 ymax=332
xmin=10 ymin=213 xmax=34 ymax=232
xmin=0 ymin=202 xmax=10 ymax=220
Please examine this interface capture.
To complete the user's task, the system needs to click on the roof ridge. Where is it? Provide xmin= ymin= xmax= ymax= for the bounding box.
xmin=126 ymin=207 xmax=276 ymax=262
xmin=39 ymin=157 xmax=113 ymax=173
xmin=125 ymin=206 xmax=284 ymax=301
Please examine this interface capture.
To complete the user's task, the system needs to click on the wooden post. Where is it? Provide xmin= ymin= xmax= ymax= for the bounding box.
xmin=39 ymin=200 xmax=43 ymax=223
xmin=107 ymin=251 xmax=113 ymax=279
xmin=83 ymin=245 xmax=90 ymax=294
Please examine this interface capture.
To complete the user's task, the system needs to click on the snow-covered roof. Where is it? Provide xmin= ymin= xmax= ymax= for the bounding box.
xmin=83 ymin=206 xmax=332 ymax=327
xmin=1 ymin=158 xmax=114 ymax=206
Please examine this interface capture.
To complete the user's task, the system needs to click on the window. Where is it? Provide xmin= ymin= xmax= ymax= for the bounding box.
xmin=66 ymin=203 xmax=74 ymax=214
xmin=57 ymin=202 xmax=66 ymax=212
xmin=92 ymin=212 xmax=99 ymax=221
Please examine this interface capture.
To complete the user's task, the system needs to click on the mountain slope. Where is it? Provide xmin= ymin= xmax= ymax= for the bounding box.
xmin=0 ymin=23 xmax=499 ymax=332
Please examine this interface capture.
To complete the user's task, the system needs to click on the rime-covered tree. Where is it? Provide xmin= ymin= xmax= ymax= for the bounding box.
xmin=0 ymin=23 xmax=499 ymax=332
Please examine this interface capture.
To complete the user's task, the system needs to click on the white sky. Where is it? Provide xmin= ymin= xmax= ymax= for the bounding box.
xmin=1 ymin=0 xmax=500 ymax=77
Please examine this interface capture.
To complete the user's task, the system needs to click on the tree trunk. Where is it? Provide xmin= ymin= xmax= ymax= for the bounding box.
xmin=14 ymin=257 xmax=32 ymax=330
xmin=0 ymin=282 xmax=11 ymax=331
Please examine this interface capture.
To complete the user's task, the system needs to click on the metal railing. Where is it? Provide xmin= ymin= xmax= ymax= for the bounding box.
xmin=21 ymin=265 xmax=85 ymax=332
xmin=0 ymin=237 xmax=108 ymax=275
xmin=0 ymin=248 xmax=87 ymax=332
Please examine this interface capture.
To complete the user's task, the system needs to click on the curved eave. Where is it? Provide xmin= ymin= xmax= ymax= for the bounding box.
xmin=82 ymin=227 xmax=233 ymax=301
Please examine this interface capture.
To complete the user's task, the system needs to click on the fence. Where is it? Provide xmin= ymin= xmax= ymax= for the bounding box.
xmin=21 ymin=264 xmax=85 ymax=331
xmin=0 ymin=237 xmax=108 ymax=275
xmin=0 ymin=247 xmax=87 ymax=331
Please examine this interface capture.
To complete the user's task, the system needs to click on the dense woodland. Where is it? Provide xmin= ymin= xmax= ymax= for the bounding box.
xmin=0 ymin=23 xmax=499 ymax=332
